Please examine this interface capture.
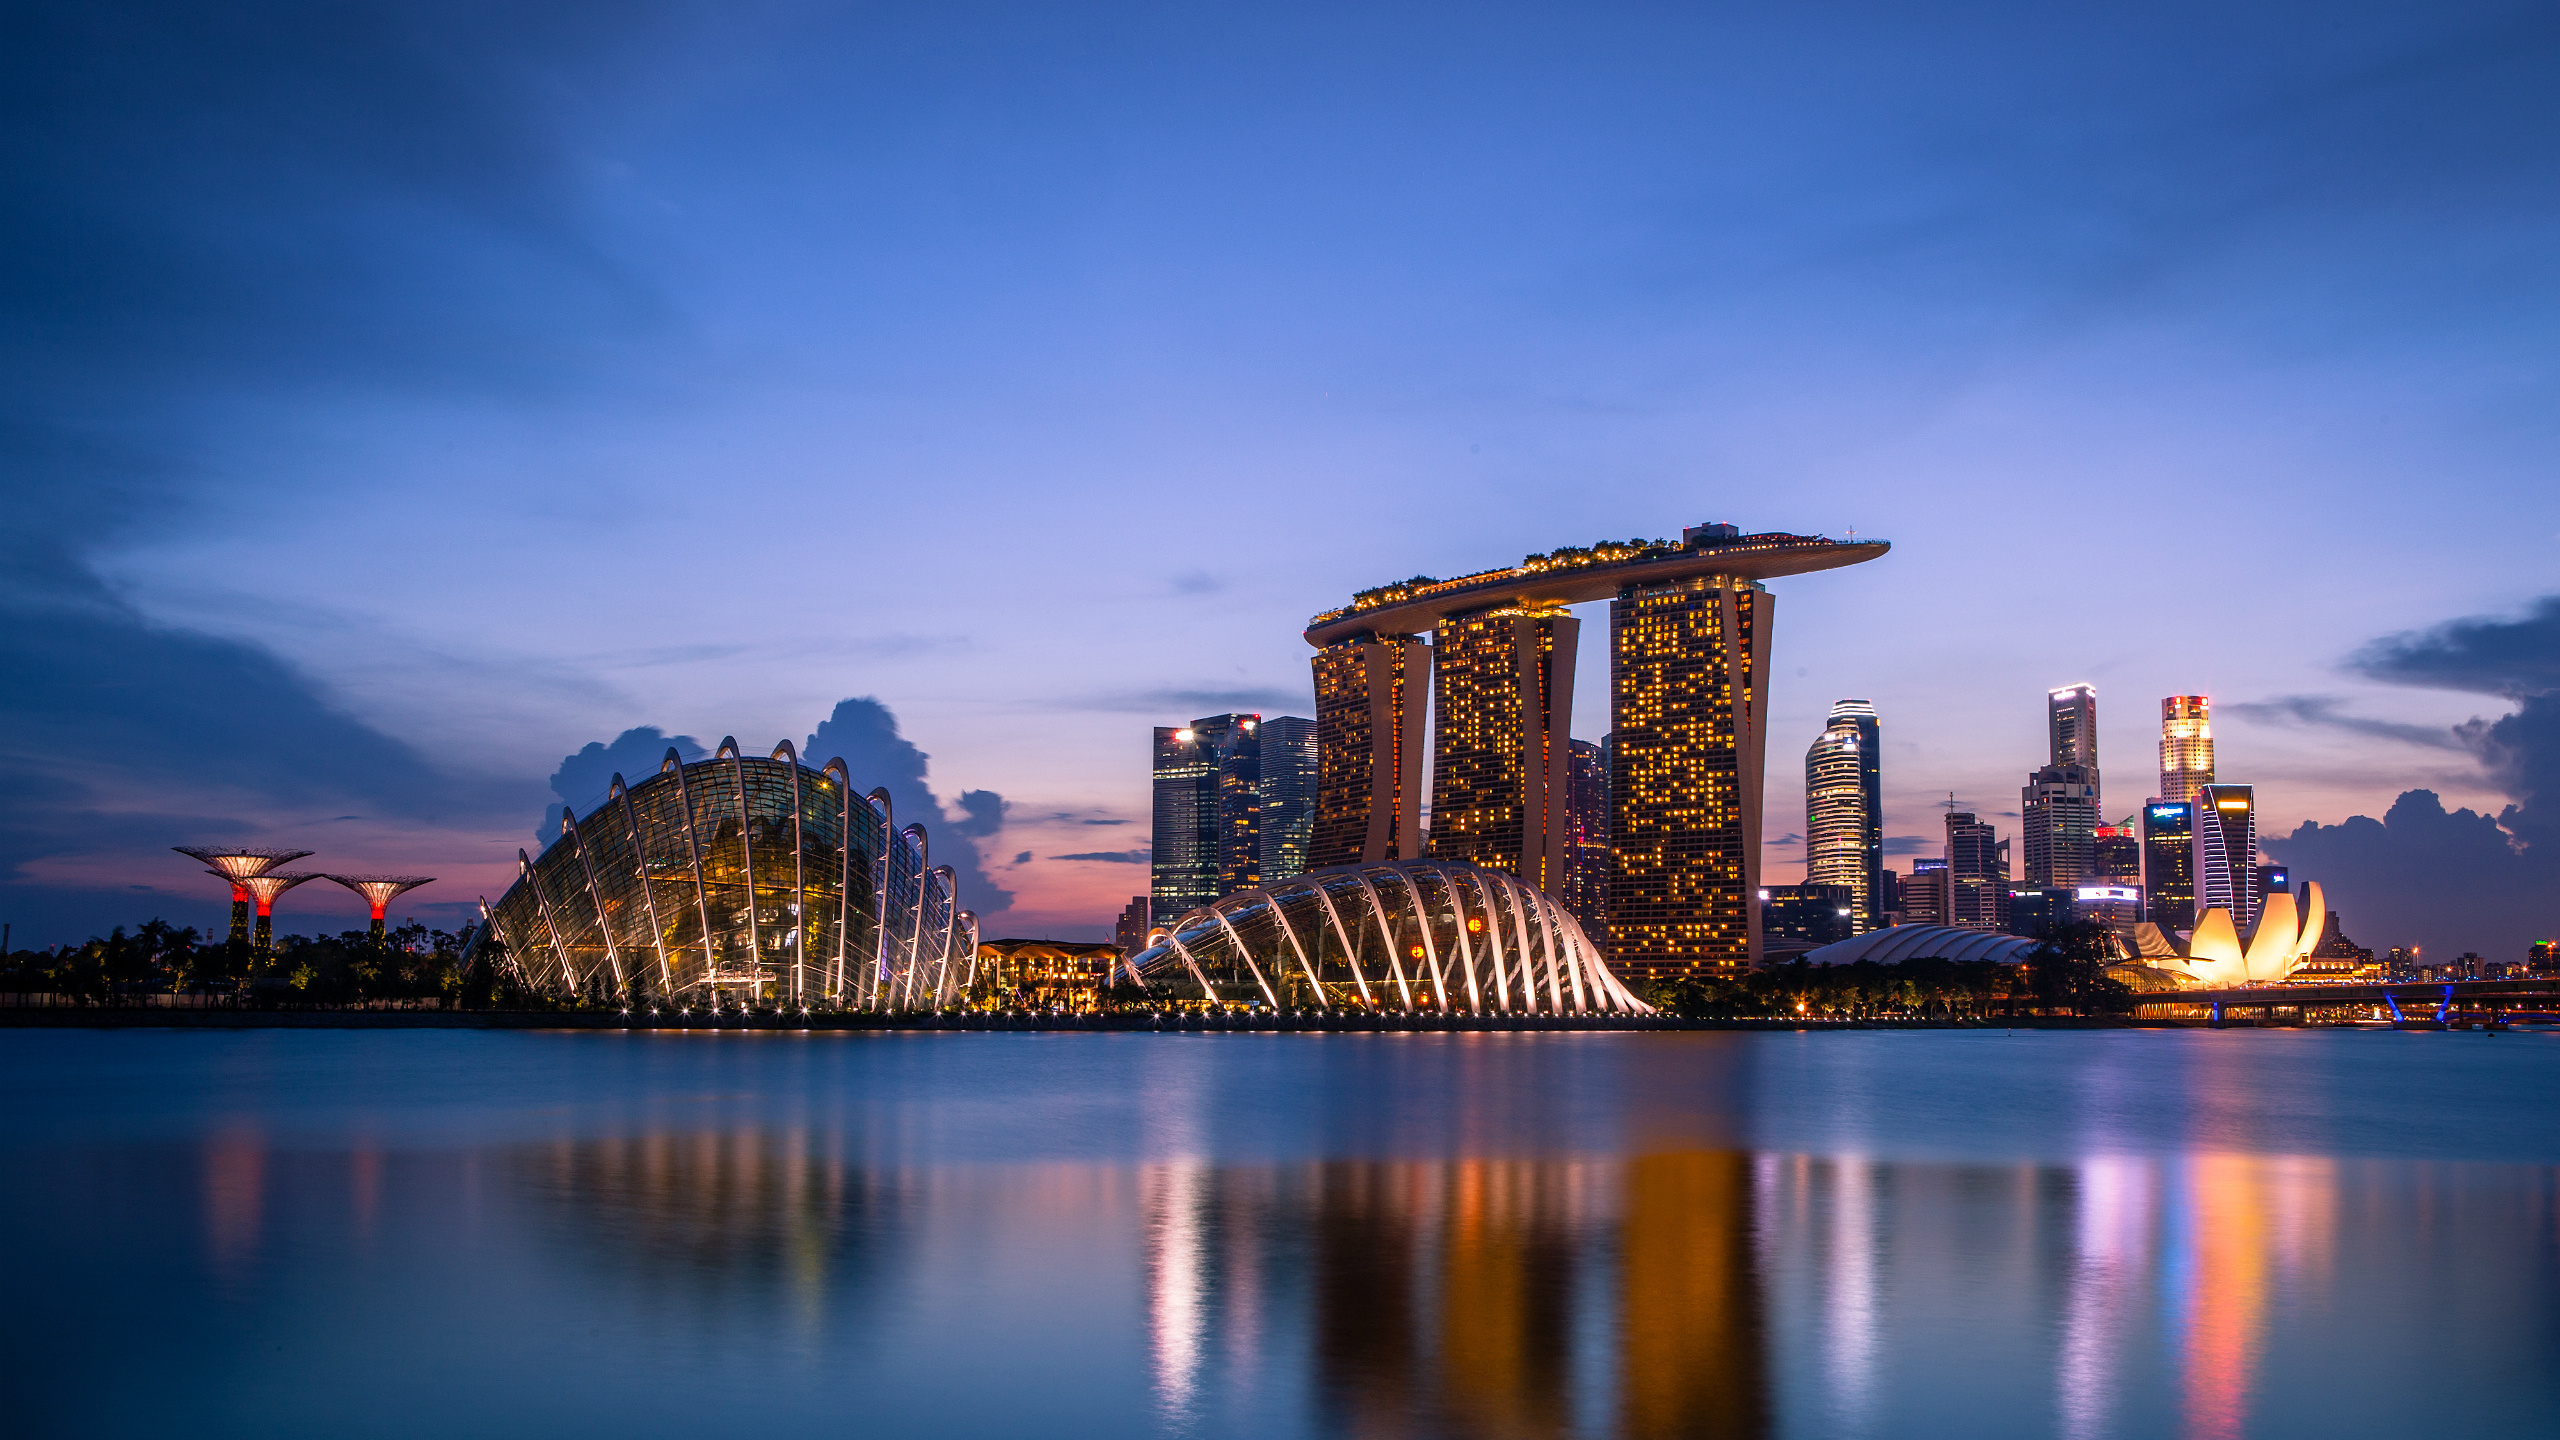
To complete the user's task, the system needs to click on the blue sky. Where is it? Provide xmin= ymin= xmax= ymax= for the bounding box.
xmin=4 ymin=1 xmax=2555 ymax=952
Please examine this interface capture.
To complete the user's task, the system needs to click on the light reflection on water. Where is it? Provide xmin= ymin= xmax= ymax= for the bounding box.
xmin=3 ymin=1029 xmax=2557 ymax=1438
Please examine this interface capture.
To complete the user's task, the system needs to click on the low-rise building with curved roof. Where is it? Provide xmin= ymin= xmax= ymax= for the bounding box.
xmin=1800 ymin=924 xmax=2044 ymax=967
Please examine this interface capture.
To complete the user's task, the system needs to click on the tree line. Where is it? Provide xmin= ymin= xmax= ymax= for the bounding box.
xmin=1643 ymin=922 xmax=2136 ymax=1020
xmin=0 ymin=920 xmax=549 ymax=1009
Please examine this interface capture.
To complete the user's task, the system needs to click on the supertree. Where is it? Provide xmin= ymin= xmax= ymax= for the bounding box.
xmin=321 ymin=875 xmax=436 ymax=939
xmin=172 ymin=847 xmax=314 ymax=949
xmin=233 ymin=873 xmax=321 ymax=954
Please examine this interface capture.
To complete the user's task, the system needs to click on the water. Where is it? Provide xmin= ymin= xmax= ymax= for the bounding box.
xmin=4 ymin=1027 xmax=2556 ymax=1438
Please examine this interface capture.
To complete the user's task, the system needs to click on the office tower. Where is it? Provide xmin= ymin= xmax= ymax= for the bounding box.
xmin=1611 ymin=574 xmax=1771 ymax=979
xmin=1561 ymin=738 xmax=1610 ymax=942
xmin=1945 ymin=811 xmax=2007 ymax=930
xmin=1255 ymin=715 xmax=1318 ymax=883
xmin=2253 ymin=863 xmax=2290 ymax=907
xmin=2192 ymin=783 xmax=2258 ymax=927
xmin=2074 ymin=884 xmax=2145 ymax=930
xmin=2049 ymin=684 xmax=2098 ymax=768
xmin=2022 ymin=685 xmax=2102 ymax=887
xmin=2091 ymin=819 xmax=2143 ymax=885
xmin=1878 ymin=867 xmax=1905 ymax=925
xmin=1112 ymin=896 xmax=1153 ymax=957
xmin=1152 ymin=714 xmax=1259 ymax=921
xmin=1311 ymin=634 xmax=1431 ymax=867
xmin=2159 ymin=696 xmax=2214 ymax=804
xmin=1804 ymin=699 xmax=1884 ymax=931
xmin=2141 ymin=800 xmax=2196 ymax=930
xmin=1429 ymin=608 xmax=1580 ymax=895
xmin=2005 ymin=885 xmax=2076 ymax=939
xmin=1758 ymin=883 xmax=1856 ymax=952
xmin=1903 ymin=859 xmax=1949 ymax=927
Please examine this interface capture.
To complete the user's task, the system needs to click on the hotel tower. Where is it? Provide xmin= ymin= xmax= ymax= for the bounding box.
xmin=1804 ymin=700 xmax=1884 ymax=932
xmin=1303 ymin=523 xmax=1886 ymax=981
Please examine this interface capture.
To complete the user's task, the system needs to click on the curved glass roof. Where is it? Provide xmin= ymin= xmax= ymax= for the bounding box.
xmin=1127 ymin=860 xmax=1649 ymax=1014
xmin=1800 ymin=925 xmax=2042 ymax=967
xmin=485 ymin=738 xmax=977 ymax=1010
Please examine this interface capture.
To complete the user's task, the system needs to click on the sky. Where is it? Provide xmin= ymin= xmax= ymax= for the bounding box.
xmin=3 ymin=0 xmax=2555 ymax=955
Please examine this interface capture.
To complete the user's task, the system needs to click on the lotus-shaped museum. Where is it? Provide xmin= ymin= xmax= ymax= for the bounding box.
xmin=2143 ymin=882 xmax=2330 ymax=988
xmin=1124 ymin=860 xmax=1650 ymax=1013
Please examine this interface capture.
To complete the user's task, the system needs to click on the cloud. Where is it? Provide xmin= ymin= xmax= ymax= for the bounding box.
xmin=1049 ymin=850 xmax=1150 ymax=864
xmin=1012 ymin=851 xmax=1032 ymax=865
xmin=2220 ymin=695 xmax=2469 ymax=750
xmin=541 ymin=727 xmax=706 ymax=841
xmin=805 ymin=697 xmax=1012 ymax=919
xmin=2351 ymin=597 xmax=2560 ymax=699
xmin=1168 ymin=570 xmax=1225 ymax=595
xmin=1882 ymin=835 xmax=1932 ymax=856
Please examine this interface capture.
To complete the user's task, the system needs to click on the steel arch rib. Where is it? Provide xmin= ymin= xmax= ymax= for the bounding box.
xmin=1459 ymin=868 xmax=1511 ymax=1011
xmin=1209 ymin=901 xmax=1282 ymax=1008
xmin=1534 ymin=889 xmax=1588 ymax=1012
xmin=562 ymin=808 xmax=627 ymax=997
xmin=929 ymin=867 xmax=958 ymax=1006
xmin=520 ymin=850 xmax=578 ymax=994
xmin=1387 ymin=868 xmax=1449 ymax=1012
xmin=666 ymin=750 xmax=720 ymax=994
xmin=898 ymin=826 xmax=931 ymax=1008
xmin=1495 ymin=872 xmax=1544 ymax=1012
xmin=864 ymin=790 xmax=893 ymax=1008
xmin=721 ymin=740 xmax=762 ymax=1002
xmin=1263 ymin=886 xmax=1325 ymax=1006
xmin=612 ymin=776 xmax=675 ymax=994
xmin=1429 ymin=867 xmax=1483 ymax=1013
xmin=775 ymin=741 xmax=807 ymax=1007
xmin=1307 ymin=877 xmax=1374 ymax=1006
xmin=823 ymin=759 xmax=852 ymax=1001
xmin=1348 ymin=870 xmax=1416 ymax=1010
xmin=1163 ymin=925 xmax=1221 ymax=1005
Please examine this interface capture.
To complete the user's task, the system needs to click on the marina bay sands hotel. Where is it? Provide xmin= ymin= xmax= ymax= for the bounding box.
xmin=1302 ymin=523 xmax=1886 ymax=978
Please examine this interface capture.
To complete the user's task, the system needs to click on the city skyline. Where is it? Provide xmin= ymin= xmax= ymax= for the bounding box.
xmin=4 ymin=3 xmax=2555 ymax=964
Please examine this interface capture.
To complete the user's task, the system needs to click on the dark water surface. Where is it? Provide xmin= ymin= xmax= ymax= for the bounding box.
xmin=4 ymin=1028 xmax=2556 ymax=1438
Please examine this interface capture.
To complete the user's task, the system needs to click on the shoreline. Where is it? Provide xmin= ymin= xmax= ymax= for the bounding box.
xmin=0 ymin=1008 xmax=2203 ymax=1033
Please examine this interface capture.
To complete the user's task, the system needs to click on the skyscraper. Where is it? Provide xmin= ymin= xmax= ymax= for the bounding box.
xmin=1310 ymin=634 xmax=1431 ymax=867
xmin=2159 ymin=696 xmax=2214 ymax=804
xmin=2021 ymin=685 xmax=2102 ymax=887
xmin=1113 ymin=895 xmax=1151 ymax=955
xmin=1151 ymin=714 xmax=1259 ymax=921
xmin=1804 ymin=699 xmax=1884 ymax=931
xmin=2192 ymin=783 xmax=2258 ymax=927
xmin=1561 ymin=738 xmax=1610 ymax=942
xmin=1945 ymin=810 xmax=2007 ymax=930
xmin=1256 ymin=715 xmax=1318 ymax=883
xmin=1428 ymin=608 xmax=1580 ymax=895
xmin=1611 ymin=573 xmax=1768 ymax=978
xmin=2141 ymin=800 xmax=2196 ymax=930
xmin=2091 ymin=819 xmax=2143 ymax=885
xmin=1902 ymin=859 xmax=1948 ymax=927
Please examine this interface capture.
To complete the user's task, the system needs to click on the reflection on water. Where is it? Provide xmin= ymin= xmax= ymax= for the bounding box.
xmin=7 ymin=1032 xmax=2560 ymax=1439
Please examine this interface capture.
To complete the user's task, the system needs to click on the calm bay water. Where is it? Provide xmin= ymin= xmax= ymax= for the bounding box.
xmin=3 ymin=1028 xmax=2556 ymax=1438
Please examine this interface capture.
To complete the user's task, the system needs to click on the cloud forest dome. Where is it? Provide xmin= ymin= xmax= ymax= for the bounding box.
xmin=481 ymin=738 xmax=978 ymax=1010
xmin=1127 ymin=860 xmax=1650 ymax=1013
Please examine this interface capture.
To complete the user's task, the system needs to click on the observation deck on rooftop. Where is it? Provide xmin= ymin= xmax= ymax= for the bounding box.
xmin=1303 ymin=529 xmax=1890 ymax=647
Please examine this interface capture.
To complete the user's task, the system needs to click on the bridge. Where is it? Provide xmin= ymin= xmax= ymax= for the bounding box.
xmin=2142 ymin=977 xmax=2560 ymax=1026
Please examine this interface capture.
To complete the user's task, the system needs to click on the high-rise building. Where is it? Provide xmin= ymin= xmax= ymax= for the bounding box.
xmin=2022 ymin=685 xmax=2102 ymax=887
xmin=1151 ymin=714 xmax=1260 ymax=921
xmin=1758 ymin=883 xmax=1856 ymax=953
xmin=2254 ymin=863 xmax=2290 ymax=908
xmin=2091 ymin=819 xmax=2143 ymax=885
xmin=1611 ymin=575 xmax=1768 ymax=978
xmin=1804 ymin=700 xmax=1884 ymax=931
xmin=1112 ymin=895 xmax=1151 ymax=955
xmin=2141 ymin=800 xmax=2196 ymax=930
xmin=1902 ymin=859 xmax=1948 ymax=927
xmin=1311 ymin=634 xmax=1431 ymax=867
xmin=2005 ymin=885 xmax=2076 ymax=939
xmin=1256 ymin=715 xmax=1318 ymax=883
xmin=2074 ymin=884 xmax=2145 ymax=930
xmin=2159 ymin=696 xmax=2214 ymax=805
xmin=1428 ymin=608 xmax=1580 ymax=895
xmin=1945 ymin=811 xmax=2007 ymax=931
xmin=1561 ymin=738 xmax=1610 ymax=942
xmin=2192 ymin=783 xmax=2259 ymax=927
xmin=2049 ymin=684 xmax=2098 ymax=768
xmin=1299 ymin=525 xmax=1888 ymax=982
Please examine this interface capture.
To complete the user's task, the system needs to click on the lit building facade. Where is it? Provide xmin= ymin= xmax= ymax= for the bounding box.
xmin=1428 ymin=608 xmax=1579 ymax=896
xmin=1759 ymin=883 xmax=1856 ymax=954
xmin=1804 ymin=700 xmax=1883 ymax=931
xmin=2091 ymin=820 xmax=2143 ymax=886
xmin=2159 ymin=695 xmax=2214 ymax=804
xmin=1256 ymin=715 xmax=1318 ymax=883
xmin=1113 ymin=895 xmax=1151 ymax=954
xmin=1902 ymin=859 xmax=1949 ymax=927
xmin=1610 ymin=575 xmax=1767 ymax=978
xmin=1945 ymin=810 xmax=2008 ymax=931
xmin=481 ymin=738 xmax=976 ymax=1009
xmin=1300 ymin=525 xmax=1888 ymax=982
xmin=1310 ymin=635 xmax=1431 ymax=867
xmin=2142 ymin=800 xmax=2196 ymax=930
xmin=2193 ymin=783 xmax=2259 ymax=926
xmin=1152 ymin=714 xmax=1261 ymax=921
xmin=2021 ymin=685 xmax=2101 ymax=887
xmin=1562 ymin=737 xmax=1610 ymax=942
xmin=2050 ymin=684 xmax=2098 ymax=768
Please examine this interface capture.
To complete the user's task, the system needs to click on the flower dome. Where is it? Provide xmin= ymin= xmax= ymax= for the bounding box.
xmin=1799 ymin=924 xmax=2043 ymax=966
xmin=1126 ymin=860 xmax=1649 ymax=1014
